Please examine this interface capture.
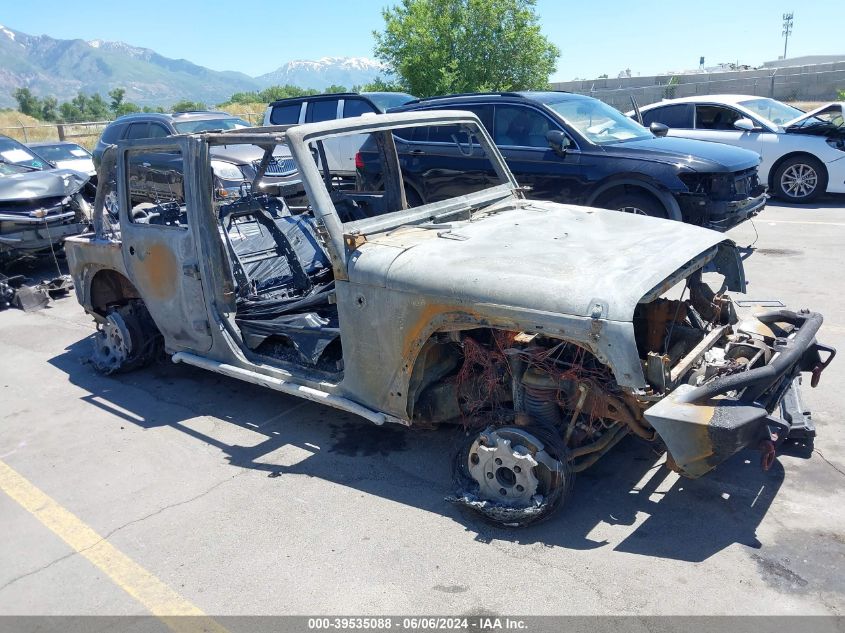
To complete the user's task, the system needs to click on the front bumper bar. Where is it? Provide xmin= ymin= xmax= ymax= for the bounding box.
xmin=0 ymin=213 xmax=88 ymax=255
xmin=644 ymin=310 xmax=834 ymax=478
xmin=702 ymin=191 xmax=768 ymax=231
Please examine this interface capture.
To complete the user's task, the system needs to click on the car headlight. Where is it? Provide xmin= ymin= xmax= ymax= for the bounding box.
xmin=210 ymin=160 xmax=244 ymax=180
xmin=826 ymin=138 xmax=845 ymax=152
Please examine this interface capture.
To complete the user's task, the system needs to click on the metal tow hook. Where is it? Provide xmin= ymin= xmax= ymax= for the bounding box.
xmin=758 ymin=423 xmax=781 ymax=472
xmin=759 ymin=439 xmax=776 ymax=471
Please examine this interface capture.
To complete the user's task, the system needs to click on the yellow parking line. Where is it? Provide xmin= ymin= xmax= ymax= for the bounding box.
xmin=0 ymin=459 xmax=227 ymax=633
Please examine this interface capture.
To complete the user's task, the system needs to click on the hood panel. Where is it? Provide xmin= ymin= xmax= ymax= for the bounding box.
xmin=785 ymin=102 xmax=845 ymax=138
xmin=605 ymin=136 xmax=760 ymax=172
xmin=0 ymin=168 xmax=89 ymax=202
xmin=785 ymin=102 xmax=844 ymax=128
xmin=350 ymin=201 xmax=735 ymax=322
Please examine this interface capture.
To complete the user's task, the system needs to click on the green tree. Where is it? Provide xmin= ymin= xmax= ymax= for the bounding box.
xmin=40 ymin=97 xmax=58 ymax=122
xmin=108 ymin=88 xmax=126 ymax=113
xmin=87 ymin=93 xmax=111 ymax=120
xmin=13 ymin=87 xmax=42 ymax=118
xmin=171 ymin=99 xmax=207 ymax=112
xmin=359 ymin=77 xmax=406 ymax=92
xmin=324 ymin=84 xmax=349 ymax=94
xmin=258 ymin=85 xmax=318 ymax=102
xmin=373 ymin=0 xmax=559 ymax=97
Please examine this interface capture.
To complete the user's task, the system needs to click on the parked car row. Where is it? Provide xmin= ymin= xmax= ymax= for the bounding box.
xmin=4 ymin=89 xmax=837 ymax=271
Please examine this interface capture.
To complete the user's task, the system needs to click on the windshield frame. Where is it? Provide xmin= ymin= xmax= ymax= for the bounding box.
xmin=539 ymin=96 xmax=654 ymax=145
xmin=278 ymin=111 xmax=521 ymax=260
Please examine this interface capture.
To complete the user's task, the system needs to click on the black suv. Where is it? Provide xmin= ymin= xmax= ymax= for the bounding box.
xmin=94 ymin=111 xmax=302 ymax=200
xmin=359 ymin=92 xmax=767 ymax=230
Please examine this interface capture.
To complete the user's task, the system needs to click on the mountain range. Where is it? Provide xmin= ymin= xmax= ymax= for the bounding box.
xmin=0 ymin=24 xmax=387 ymax=108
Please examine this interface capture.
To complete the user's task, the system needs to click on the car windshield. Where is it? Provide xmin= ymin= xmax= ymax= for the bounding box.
xmin=173 ymin=117 xmax=250 ymax=133
xmin=0 ymin=162 xmax=33 ymax=177
xmin=0 ymin=137 xmax=47 ymax=169
xmin=30 ymin=143 xmax=91 ymax=162
xmin=364 ymin=92 xmax=417 ymax=112
xmin=738 ymin=98 xmax=805 ymax=126
xmin=542 ymin=97 xmax=653 ymax=144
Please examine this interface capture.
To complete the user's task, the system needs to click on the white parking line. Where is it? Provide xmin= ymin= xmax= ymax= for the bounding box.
xmin=766 ymin=220 xmax=845 ymax=226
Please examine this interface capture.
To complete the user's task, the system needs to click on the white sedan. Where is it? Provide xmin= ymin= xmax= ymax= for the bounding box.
xmin=635 ymin=95 xmax=845 ymax=202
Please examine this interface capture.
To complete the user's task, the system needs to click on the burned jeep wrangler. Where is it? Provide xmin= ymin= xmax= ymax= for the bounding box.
xmin=65 ymin=111 xmax=834 ymax=526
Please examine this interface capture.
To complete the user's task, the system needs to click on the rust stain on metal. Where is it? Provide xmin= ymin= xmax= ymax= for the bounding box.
xmin=135 ymin=243 xmax=178 ymax=299
xmin=402 ymin=303 xmax=482 ymax=355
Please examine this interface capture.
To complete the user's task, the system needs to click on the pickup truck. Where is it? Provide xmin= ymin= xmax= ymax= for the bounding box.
xmin=65 ymin=111 xmax=834 ymax=526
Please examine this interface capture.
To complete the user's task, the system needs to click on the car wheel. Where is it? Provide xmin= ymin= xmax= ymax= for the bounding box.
xmin=602 ymin=192 xmax=668 ymax=219
xmin=450 ymin=425 xmax=572 ymax=527
xmin=91 ymin=302 xmax=161 ymax=374
xmin=774 ymin=155 xmax=827 ymax=202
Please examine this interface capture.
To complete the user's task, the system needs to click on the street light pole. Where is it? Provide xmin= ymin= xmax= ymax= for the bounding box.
xmin=782 ymin=12 xmax=794 ymax=60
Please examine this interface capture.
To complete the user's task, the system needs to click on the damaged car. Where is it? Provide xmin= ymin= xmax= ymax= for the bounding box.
xmin=0 ymin=134 xmax=93 ymax=266
xmin=637 ymin=96 xmax=845 ymax=202
xmin=65 ymin=111 xmax=833 ymax=527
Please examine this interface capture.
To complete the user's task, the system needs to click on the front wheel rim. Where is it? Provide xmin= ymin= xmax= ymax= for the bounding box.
xmin=780 ymin=163 xmax=818 ymax=199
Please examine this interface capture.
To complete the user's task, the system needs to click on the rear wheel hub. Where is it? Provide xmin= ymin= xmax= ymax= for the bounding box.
xmin=91 ymin=311 xmax=133 ymax=374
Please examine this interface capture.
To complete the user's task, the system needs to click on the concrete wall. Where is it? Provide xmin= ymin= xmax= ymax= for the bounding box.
xmin=550 ymin=61 xmax=845 ymax=110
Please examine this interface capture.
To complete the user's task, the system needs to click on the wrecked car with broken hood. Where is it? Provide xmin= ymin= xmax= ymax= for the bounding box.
xmin=0 ymin=135 xmax=93 ymax=266
xmin=64 ymin=111 xmax=833 ymax=526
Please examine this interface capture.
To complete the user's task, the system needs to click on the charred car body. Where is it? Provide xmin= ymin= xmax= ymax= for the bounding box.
xmin=0 ymin=135 xmax=93 ymax=266
xmin=65 ymin=111 xmax=832 ymax=526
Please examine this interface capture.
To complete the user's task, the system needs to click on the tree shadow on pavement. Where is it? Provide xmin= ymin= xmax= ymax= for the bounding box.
xmin=50 ymin=336 xmax=784 ymax=564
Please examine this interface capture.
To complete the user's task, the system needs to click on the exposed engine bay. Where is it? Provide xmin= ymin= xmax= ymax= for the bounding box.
xmin=410 ymin=268 xmax=833 ymax=526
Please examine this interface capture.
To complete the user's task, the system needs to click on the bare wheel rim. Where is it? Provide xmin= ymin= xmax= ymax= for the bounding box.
xmin=91 ymin=312 xmax=133 ymax=373
xmin=780 ymin=163 xmax=818 ymax=199
xmin=466 ymin=427 xmax=564 ymax=508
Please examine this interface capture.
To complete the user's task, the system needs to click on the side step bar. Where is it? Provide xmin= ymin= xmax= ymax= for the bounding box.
xmin=172 ymin=351 xmax=399 ymax=426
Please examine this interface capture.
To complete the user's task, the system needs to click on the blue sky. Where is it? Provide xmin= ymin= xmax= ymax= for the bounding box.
xmin=1 ymin=0 xmax=840 ymax=81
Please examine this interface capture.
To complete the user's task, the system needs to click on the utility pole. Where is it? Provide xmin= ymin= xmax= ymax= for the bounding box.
xmin=782 ymin=12 xmax=794 ymax=60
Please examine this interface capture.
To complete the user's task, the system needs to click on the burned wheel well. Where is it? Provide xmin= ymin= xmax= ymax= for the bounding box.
xmin=89 ymin=269 xmax=142 ymax=316
xmin=405 ymin=327 xmax=643 ymax=428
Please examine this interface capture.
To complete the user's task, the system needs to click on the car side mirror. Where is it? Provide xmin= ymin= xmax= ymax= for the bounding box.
xmin=546 ymin=130 xmax=570 ymax=155
xmin=734 ymin=118 xmax=756 ymax=132
xmin=650 ymin=122 xmax=669 ymax=137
